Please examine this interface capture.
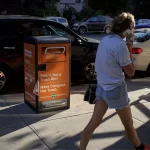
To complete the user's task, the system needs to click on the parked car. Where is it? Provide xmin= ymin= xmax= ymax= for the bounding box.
xmin=0 ymin=15 xmax=99 ymax=92
xmin=135 ymin=19 xmax=150 ymax=29
xmin=71 ymin=16 xmax=112 ymax=34
xmin=84 ymin=29 xmax=150 ymax=80
xmin=130 ymin=29 xmax=150 ymax=74
xmin=46 ymin=16 xmax=69 ymax=27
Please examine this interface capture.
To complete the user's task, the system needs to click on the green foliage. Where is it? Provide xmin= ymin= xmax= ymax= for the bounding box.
xmin=29 ymin=8 xmax=60 ymax=17
xmin=88 ymin=0 xmax=131 ymax=16
xmin=94 ymin=10 xmax=104 ymax=16
xmin=22 ymin=0 xmax=150 ymax=20
xmin=73 ymin=8 xmax=95 ymax=21
xmin=23 ymin=0 xmax=60 ymax=17
xmin=63 ymin=6 xmax=76 ymax=21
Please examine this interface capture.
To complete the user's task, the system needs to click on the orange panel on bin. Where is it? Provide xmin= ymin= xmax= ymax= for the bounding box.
xmin=24 ymin=36 xmax=71 ymax=113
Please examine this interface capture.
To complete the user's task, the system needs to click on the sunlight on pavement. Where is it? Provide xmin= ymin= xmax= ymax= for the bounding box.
xmin=128 ymin=88 xmax=150 ymax=103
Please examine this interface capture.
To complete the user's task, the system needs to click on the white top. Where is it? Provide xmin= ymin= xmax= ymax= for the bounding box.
xmin=95 ymin=34 xmax=132 ymax=91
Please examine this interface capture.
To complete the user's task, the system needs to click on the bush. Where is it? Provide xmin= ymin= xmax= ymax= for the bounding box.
xmin=27 ymin=8 xmax=59 ymax=17
xmin=80 ymin=8 xmax=95 ymax=18
xmin=23 ymin=0 xmax=60 ymax=17
xmin=62 ymin=6 xmax=77 ymax=22
xmin=62 ymin=7 xmax=106 ymax=22
xmin=94 ymin=10 xmax=104 ymax=16
xmin=72 ymin=8 xmax=95 ymax=21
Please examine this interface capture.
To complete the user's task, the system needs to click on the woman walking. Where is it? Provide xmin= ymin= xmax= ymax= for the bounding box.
xmin=79 ymin=12 xmax=150 ymax=150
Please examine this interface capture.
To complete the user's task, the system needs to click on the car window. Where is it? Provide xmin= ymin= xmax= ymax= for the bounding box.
xmin=49 ymin=19 xmax=57 ymax=22
xmin=21 ymin=21 xmax=75 ymax=42
xmin=0 ymin=22 xmax=23 ymax=36
xmin=0 ymin=22 xmax=24 ymax=52
xmin=21 ymin=21 xmax=57 ymax=36
xmin=88 ymin=17 xmax=98 ymax=22
xmin=58 ymin=18 xmax=67 ymax=23
xmin=137 ymin=19 xmax=150 ymax=24
xmin=97 ymin=16 xmax=105 ymax=22
xmin=105 ymin=17 xmax=112 ymax=22
xmin=48 ymin=24 xmax=75 ymax=41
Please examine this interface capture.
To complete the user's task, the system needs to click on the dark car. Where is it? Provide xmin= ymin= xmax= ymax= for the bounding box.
xmin=71 ymin=16 xmax=112 ymax=34
xmin=0 ymin=15 xmax=99 ymax=93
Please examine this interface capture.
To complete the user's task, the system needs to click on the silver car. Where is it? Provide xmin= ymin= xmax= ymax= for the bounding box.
xmin=46 ymin=16 xmax=69 ymax=27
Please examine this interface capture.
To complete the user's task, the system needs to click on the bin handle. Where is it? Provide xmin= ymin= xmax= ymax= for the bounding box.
xmin=44 ymin=47 xmax=65 ymax=54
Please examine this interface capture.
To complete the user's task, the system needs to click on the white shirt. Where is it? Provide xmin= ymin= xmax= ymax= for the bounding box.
xmin=95 ymin=34 xmax=132 ymax=91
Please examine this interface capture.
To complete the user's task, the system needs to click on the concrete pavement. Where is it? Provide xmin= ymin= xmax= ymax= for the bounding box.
xmin=0 ymin=78 xmax=150 ymax=150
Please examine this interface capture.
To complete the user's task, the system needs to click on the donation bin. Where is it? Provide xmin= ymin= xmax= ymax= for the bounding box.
xmin=24 ymin=36 xmax=71 ymax=113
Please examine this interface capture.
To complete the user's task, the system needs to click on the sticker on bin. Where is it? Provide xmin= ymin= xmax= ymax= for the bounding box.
xmin=52 ymin=94 xmax=56 ymax=98
xmin=33 ymin=80 xmax=39 ymax=96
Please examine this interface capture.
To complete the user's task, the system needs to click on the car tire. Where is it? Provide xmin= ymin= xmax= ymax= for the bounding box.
xmin=0 ymin=66 xmax=11 ymax=94
xmin=83 ymin=61 xmax=97 ymax=82
xmin=105 ymin=26 xmax=110 ymax=34
xmin=78 ymin=26 xmax=87 ymax=35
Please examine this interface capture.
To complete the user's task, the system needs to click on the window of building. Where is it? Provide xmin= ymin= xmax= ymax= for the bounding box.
xmin=76 ymin=0 xmax=81 ymax=3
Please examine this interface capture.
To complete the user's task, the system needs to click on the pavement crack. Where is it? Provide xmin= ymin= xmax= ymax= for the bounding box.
xmin=39 ymin=111 xmax=93 ymax=123
xmin=133 ymin=117 xmax=145 ymax=124
xmin=17 ymin=113 xmax=52 ymax=150
xmin=29 ymin=125 xmax=53 ymax=149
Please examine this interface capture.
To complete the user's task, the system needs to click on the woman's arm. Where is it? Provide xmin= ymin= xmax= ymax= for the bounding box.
xmin=122 ymin=42 xmax=135 ymax=77
xmin=126 ymin=43 xmax=135 ymax=69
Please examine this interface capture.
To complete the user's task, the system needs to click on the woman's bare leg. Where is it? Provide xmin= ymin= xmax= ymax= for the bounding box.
xmin=116 ymin=105 xmax=141 ymax=147
xmin=79 ymin=100 xmax=108 ymax=150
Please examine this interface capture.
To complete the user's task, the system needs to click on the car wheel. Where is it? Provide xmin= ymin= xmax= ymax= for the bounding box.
xmin=0 ymin=66 xmax=11 ymax=93
xmin=105 ymin=26 xmax=110 ymax=34
xmin=83 ymin=61 xmax=97 ymax=82
xmin=78 ymin=26 xmax=87 ymax=34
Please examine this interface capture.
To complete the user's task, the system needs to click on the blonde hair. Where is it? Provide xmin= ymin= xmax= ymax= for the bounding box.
xmin=110 ymin=12 xmax=135 ymax=34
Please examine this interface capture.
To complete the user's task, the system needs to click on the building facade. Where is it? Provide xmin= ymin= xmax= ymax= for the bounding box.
xmin=0 ymin=0 xmax=22 ymax=14
xmin=56 ymin=0 xmax=86 ymax=15
xmin=0 ymin=0 xmax=88 ymax=15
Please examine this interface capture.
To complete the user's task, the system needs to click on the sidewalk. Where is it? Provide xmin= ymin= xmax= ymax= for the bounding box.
xmin=0 ymin=79 xmax=150 ymax=150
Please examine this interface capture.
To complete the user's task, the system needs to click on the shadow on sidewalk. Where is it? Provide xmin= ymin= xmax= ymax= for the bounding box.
xmin=50 ymin=121 xmax=150 ymax=149
xmin=0 ymin=93 xmax=67 ymax=149
xmin=0 ymin=77 xmax=150 ymax=149
xmin=50 ymin=93 xmax=150 ymax=149
xmin=103 ymin=120 xmax=150 ymax=150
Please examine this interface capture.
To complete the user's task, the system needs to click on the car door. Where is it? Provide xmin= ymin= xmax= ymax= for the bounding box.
xmin=97 ymin=16 xmax=106 ymax=31
xmin=86 ymin=17 xmax=99 ymax=31
xmin=0 ymin=21 xmax=24 ymax=71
